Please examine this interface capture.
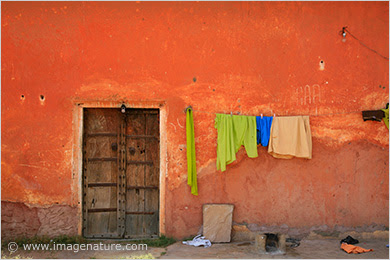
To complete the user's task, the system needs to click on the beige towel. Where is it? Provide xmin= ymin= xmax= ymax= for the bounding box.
xmin=268 ymin=116 xmax=312 ymax=159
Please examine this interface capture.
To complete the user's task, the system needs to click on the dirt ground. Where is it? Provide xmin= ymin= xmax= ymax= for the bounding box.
xmin=161 ymin=239 xmax=389 ymax=259
xmin=1 ymin=238 xmax=389 ymax=259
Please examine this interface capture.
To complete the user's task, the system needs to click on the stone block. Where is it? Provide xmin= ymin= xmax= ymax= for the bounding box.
xmin=279 ymin=234 xmax=286 ymax=253
xmin=231 ymin=224 xmax=255 ymax=241
xmin=203 ymin=204 xmax=234 ymax=242
xmin=255 ymin=233 xmax=267 ymax=253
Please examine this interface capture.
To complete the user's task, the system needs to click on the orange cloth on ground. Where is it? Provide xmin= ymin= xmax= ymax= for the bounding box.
xmin=341 ymin=243 xmax=373 ymax=254
xmin=268 ymin=116 xmax=312 ymax=159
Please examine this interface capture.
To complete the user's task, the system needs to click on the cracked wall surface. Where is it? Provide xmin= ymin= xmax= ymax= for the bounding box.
xmin=1 ymin=201 xmax=77 ymax=239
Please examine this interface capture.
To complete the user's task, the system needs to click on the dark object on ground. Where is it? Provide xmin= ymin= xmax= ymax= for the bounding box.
xmin=265 ymin=233 xmax=279 ymax=252
xmin=286 ymin=237 xmax=301 ymax=248
xmin=340 ymin=235 xmax=359 ymax=245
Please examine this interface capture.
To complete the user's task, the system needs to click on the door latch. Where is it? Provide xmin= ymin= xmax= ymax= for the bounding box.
xmin=111 ymin=143 xmax=118 ymax=151
xmin=129 ymin=147 xmax=136 ymax=155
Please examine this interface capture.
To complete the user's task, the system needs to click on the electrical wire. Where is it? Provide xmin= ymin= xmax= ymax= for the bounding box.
xmin=185 ymin=26 xmax=390 ymax=118
xmin=187 ymin=108 xmax=365 ymax=117
xmin=343 ymin=27 xmax=389 ymax=60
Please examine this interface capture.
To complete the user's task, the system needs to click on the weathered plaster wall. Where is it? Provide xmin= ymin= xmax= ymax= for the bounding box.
xmin=1 ymin=201 xmax=78 ymax=239
xmin=1 ymin=1 xmax=388 ymax=239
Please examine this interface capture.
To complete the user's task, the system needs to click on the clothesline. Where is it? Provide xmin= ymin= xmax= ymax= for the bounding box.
xmin=186 ymin=108 xmax=363 ymax=117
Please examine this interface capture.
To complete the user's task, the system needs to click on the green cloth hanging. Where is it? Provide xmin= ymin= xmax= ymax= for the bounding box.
xmin=186 ymin=108 xmax=198 ymax=196
xmin=381 ymin=104 xmax=389 ymax=129
xmin=215 ymin=114 xmax=258 ymax=172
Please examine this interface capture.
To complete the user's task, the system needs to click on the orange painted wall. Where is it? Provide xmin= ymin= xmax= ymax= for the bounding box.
xmin=2 ymin=1 xmax=389 ymax=238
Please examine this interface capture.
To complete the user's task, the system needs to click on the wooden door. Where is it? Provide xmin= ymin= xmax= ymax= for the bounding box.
xmin=82 ymin=108 xmax=159 ymax=239
xmin=124 ymin=109 xmax=160 ymax=239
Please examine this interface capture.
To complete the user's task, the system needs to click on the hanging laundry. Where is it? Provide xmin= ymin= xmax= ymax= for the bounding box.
xmin=186 ymin=108 xmax=198 ymax=195
xmin=256 ymin=116 xmax=273 ymax=146
xmin=381 ymin=103 xmax=389 ymax=129
xmin=215 ymin=114 xmax=258 ymax=171
xmin=268 ymin=116 xmax=312 ymax=159
xmin=362 ymin=110 xmax=385 ymax=122
xmin=340 ymin=243 xmax=373 ymax=254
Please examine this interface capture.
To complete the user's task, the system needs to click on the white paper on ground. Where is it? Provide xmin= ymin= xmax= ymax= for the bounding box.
xmin=182 ymin=234 xmax=212 ymax=248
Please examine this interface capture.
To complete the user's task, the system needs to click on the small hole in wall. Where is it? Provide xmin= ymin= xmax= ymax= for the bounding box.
xmin=21 ymin=95 xmax=25 ymax=100
xmin=319 ymin=60 xmax=325 ymax=71
xmin=40 ymin=95 xmax=45 ymax=101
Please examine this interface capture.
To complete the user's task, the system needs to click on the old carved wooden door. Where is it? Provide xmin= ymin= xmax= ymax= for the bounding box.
xmin=83 ymin=108 xmax=159 ymax=239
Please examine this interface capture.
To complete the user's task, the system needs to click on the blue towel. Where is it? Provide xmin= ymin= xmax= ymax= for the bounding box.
xmin=256 ymin=116 xmax=273 ymax=146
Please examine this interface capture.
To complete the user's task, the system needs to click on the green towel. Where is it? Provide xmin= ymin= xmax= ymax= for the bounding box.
xmin=186 ymin=108 xmax=198 ymax=195
xmin=381 ymin=106 xmax=389 ymax=129
xmin=215 ymin=114 xmax=258 ymax=172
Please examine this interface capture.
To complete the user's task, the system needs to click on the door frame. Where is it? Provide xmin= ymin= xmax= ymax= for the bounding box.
xmin=71 ymin=100 xmax=167 ymax=237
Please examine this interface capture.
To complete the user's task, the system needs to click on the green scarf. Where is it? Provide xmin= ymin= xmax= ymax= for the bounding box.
xmin=186 ymin=108 xmax=198 ymax=195
xmin=381 ymin=104 xmax=389 ymax=129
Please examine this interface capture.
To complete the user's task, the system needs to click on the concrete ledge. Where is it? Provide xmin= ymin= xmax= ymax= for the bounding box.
xmin=232 ymin=223 xmax=389 ymax=242
xmin=307 ymin=230 xmax=389 ymax=240
xmin=232 ymin=224 xmax=255 ymax=241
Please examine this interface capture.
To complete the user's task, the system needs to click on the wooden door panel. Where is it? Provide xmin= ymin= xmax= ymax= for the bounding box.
xmin=143 ymin=189 xmax=159 ymax=236
xmin=125 ymin=112 xmax=146 ymax=238
xmin=84 ymin=109 xmax=120 ymax=133
xmin=87 ymin=213 xmax=118 ymax=237
xmin=125 ymin=215 xmax=142 ymax=238
xmin=145 ymin=142 xmax=159 ymax=186
xmin=87 ymin=187 xmax=117 ymax=208
xmin=125 ymin=165 xmax=146 ymax=237
xmin=124 ymin=110 xmax=159 ymax=238
xmin=83 ymin=109 xmax=121 ymax=238
xmin=83 ymin=108 xmax=159 ymax=239
xmin=125 ymin=166 xmax=146 ymax=208
xmin=85 ymin=136 xmax=117 ymax=158
xmin=125 ymin=113 xmax=145 ymax=135
xmin=86 ymin=186 xmax=118 ymax=236
xmin=87 ymin=163 xmax=117 ymax=183
xmin=146 ymin=113 xmax=159 ymax=138
xmin=144 ymin=113 xmax=159 ymax=237
xmin=127 ymin=139 xmax=146 ymax=161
